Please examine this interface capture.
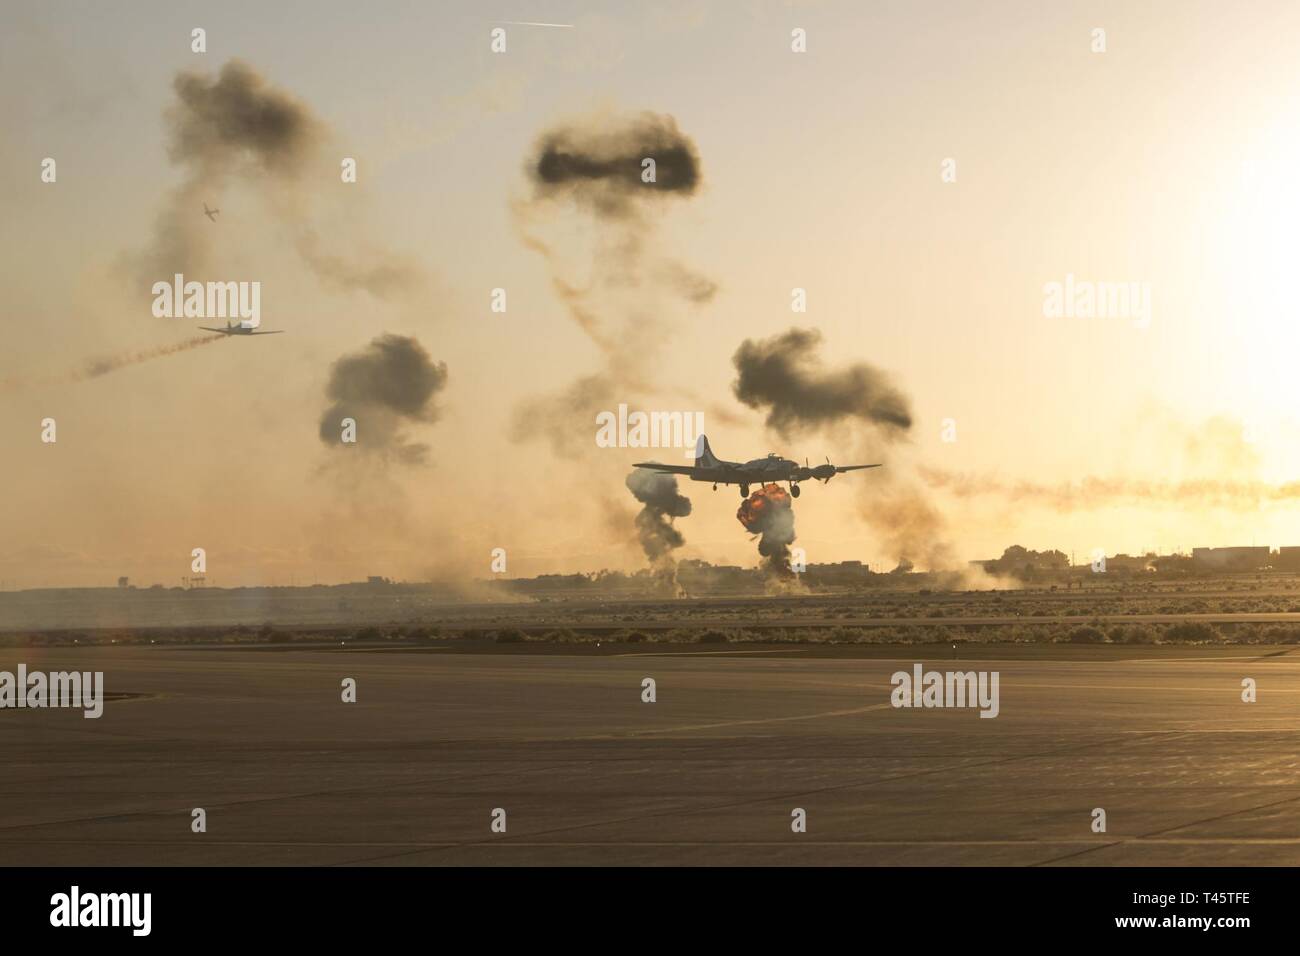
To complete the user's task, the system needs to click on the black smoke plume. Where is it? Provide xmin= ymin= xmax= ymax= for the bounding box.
xmin=530 ymin=111 xmax=701 ymax=218
xmin=168 ymin=58 xmax=319 ymax=174
xmin=626 ymin=467 xmax=692 ymax=596
xmin=732 ymin=328 xmax=912 ymax=439
xmin=318 ymin=334 xmax=448 ymax=465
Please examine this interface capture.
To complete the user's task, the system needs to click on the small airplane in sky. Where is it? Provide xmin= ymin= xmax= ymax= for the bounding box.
xmin=203 ymin=203 xmax=219 ymax=222
xmin=198 ymin=320 xmax=284 ymax=336
xmin=634 ymin=435 xmax=881 ymax=498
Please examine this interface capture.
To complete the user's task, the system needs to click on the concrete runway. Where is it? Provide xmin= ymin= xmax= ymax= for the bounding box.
xmin=2 ymin=644 xmax=1299 ymax=866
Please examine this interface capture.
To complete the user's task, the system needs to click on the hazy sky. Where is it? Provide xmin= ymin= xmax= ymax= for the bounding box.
xmin=4 ymin=0 xmax=1300 ymax=588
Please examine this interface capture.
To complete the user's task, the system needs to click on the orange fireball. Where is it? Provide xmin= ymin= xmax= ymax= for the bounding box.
xmin=737 ymin=483 xmax=791 ymax=532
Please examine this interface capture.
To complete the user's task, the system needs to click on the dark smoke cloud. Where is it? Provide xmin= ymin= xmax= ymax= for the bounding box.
xmin=132 ymin=59 xmax=420 ymax=298
xmin=732 ymin=328 xmax=912 ymax=439
xmin=626 ymin=467 xmax=692 ymax=595
xmin=168 ymin=58 xmax=319 ymax=174
xmin=318 ymin=334 xmax=448 ymax=465
xmin=530 ymin=111 xmax=701 ymax=218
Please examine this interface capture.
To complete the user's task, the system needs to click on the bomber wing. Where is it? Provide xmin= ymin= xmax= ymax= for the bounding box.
xmin=631 ymin=462 xmax=698 ymax=476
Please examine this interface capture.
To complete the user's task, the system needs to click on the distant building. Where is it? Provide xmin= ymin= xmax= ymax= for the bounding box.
xmin=1105 ymin=553 xmax=1155 ymax=572
xmin=804 ymin=560 xmax=873 ymax=586
xmin=978 ymin=546 xmax=1069 ymax=579
xmin=1191 ymin=546 xmax=1270 ymax=571
xmin=1151 ymin=553 xmax=1194 ymax=573
xmin=117 ymin=576 xmax=129 ymax=589
xmin=1274 ymin=547 xmax=1300 ymax=570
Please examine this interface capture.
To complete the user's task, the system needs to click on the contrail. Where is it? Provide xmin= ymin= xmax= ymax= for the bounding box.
xmin=919 ymin=465 xmax=1300 ymax=510
xmin=498 ymin=21 xmax=574 ymax=28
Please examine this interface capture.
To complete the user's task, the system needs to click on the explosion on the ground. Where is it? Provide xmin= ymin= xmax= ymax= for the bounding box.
xmin=737 ymin=484 xmax=802 ymax=589
xmin=626 ymin=467 xmax=692 ymax=596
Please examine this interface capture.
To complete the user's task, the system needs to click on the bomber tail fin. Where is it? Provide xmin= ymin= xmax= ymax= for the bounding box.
xmin=693 ymin=434 xmax=722 ymax=468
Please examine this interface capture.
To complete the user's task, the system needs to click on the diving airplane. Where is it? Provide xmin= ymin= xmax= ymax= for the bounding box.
xmin=634 ymin=435 xmax=881 ymax=498
xmin=203 ymin=203 xmax=219 ymax=221
xmin=198 ymin=320 xmax=284 ymax=336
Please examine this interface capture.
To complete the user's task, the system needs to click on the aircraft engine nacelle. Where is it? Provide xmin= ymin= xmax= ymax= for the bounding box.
xmin=793 ymin=462 xmax=838 ymax=482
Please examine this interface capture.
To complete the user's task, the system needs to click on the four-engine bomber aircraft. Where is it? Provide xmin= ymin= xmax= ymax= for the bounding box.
xmin=634 ymin=435 xmax=881 ymax=498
